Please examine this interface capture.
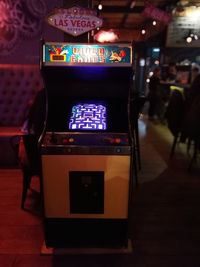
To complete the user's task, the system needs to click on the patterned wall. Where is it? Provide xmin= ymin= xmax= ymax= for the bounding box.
xmin=0 ymin=0 xmax=63 ymax=64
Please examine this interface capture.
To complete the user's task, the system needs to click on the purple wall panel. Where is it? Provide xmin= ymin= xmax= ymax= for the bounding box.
xmin=0 ymin=0 xmax=64 ymax=64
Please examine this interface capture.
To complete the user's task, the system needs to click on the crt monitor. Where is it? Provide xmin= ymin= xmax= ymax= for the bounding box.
xmin=46 ymin=96 xmax=128 ymax=133
xmin=45 ymin=66 xmax=132 ymax=133
xmin=68 ymin=102 xmax=107 ymax=131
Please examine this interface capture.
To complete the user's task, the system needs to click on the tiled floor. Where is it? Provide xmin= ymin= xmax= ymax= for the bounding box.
xmin=0 ymin=117 xmax=200 ymax=266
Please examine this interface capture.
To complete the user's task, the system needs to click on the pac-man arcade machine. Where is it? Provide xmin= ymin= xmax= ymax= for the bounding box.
xmin=41 ymin=42 xmax=134 ymax=249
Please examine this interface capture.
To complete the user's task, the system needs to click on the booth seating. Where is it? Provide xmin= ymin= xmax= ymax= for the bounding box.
xmin=0 ymin=64 xmax=43 ymax=166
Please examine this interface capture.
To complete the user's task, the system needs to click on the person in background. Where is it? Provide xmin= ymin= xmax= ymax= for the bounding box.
xmin=148 ymin=67 xmax=161 ymax=121
xmin=191 ymin=65 xmax=200 ymax=83
xmin=186 ymin=66 xmax=200 ymax=109
xmin=19 ymin=88 xmax=46 ymax=166
xmin=26 ymin=88 xmax=46 ymax=139
xmin=21 ymin=88 xmax=46 ymax=138
xmin=166 ymin=63 xmax=177 ymax=83
xmin=180 ymin=66 xmax=200 ymax=143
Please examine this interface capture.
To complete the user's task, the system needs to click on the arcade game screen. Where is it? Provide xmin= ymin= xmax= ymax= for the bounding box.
xmin=47 ymin=96 xmax=128 ymax=133
xmin=45 ymin=66 xmax=131 ymax=133
xmin=69 ymin=103 xmax=107 ymax=131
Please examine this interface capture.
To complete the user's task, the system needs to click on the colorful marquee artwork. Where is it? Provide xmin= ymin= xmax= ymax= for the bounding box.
xmin=43 ymin=43 xmax=132 ymax=65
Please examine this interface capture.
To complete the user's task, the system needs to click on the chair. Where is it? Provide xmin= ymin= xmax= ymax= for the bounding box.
xmin=165 ymin=88 xmax=185 ymax=158
xmin=132 ymin=95 xmax=147 ymax=170
xmin=166 ymin=88 xmax=200 ymax=171
xmin=181 ymin=95 xmax=200 ymax=171
xmin=130 ymin=95 xmax=147 ymax=186
xmin=10 ymin=134 xmax=42 ymax=210
xmin=188 ymin=139 xmax=200 ymax=171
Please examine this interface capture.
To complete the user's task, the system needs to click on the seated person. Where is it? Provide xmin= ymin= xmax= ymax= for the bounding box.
xmin=191 ymin=65 xmax=200 ymax=83
xmin=148 ymin=67 xmax=161 ymax=120
xmin=19 ymin=88 xmax=46 ymax=165
xmin=22 ymin=88 xmax=46 ymax=138
xmin=186 ymin=66 xmax=200 ymax=110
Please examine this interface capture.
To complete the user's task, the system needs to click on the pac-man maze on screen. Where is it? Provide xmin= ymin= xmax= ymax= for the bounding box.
xmin=69 ymin=103 xmax=107 ymax=130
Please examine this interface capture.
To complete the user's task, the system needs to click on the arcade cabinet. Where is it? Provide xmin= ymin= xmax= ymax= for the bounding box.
xmin=41 ymin=42 xmax=135 ymax=248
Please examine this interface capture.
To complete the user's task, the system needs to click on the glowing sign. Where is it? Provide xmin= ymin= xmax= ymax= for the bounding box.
xmin=47 ymin=6 xmax=103 ymax=36
xmin=70 ymin=46 xmax=105 ymax=63
xmin=69 ymin=103 xmax=107 ymax=130
xmin=43 ymin=43 xmax=132 ymax=66
xmin=94 ymin=30 xmax=119 ymax=43
xmin=142 ymin=3 xmax=172 ymax=25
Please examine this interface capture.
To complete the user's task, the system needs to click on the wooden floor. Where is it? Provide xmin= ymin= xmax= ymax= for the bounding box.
xmin=0 ymin=117 xmax=200 ymax=267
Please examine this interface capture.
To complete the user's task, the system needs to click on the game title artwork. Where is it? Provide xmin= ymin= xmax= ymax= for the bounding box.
xmin=48 ymin=45 xmax=106 ymax=63
xmin=44 ymin=43 xmax=131 ymax=65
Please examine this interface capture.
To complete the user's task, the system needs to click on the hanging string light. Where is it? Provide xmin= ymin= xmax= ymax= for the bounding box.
xmin=186 ymin=36 xmax=192 ymax=43
xmin=185 ymin=30 xmax=199 ymax=43
xmin=98 ymin=1 xmax=103 ymax=10
xmin=152 ymin=20 xmax=157 ymax=26
xmin=130 ymin=1 xmax=136 ymax=9
xmin=141 ymin=29 xmax=146 ymax=35
xmin=94 ymin=30 xmax=118 ymax=43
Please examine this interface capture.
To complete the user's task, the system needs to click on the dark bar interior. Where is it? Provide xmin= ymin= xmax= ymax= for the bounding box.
xmin=0 ymin=0 xmax=200 ymax=266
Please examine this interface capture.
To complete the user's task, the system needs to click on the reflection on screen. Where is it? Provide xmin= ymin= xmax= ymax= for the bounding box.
xmin=69 ymin=103 xmax=107 ymax=130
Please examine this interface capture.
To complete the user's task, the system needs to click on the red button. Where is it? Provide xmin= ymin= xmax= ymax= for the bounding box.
xmin=115 ymin=138 xmax=121 ymax=144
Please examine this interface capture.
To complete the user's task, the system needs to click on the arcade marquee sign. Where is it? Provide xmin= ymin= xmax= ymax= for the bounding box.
xmin=42 ymin=42 xmax=132 ymax=66
xmin=47 ymin=6 xmax=103 ymax=36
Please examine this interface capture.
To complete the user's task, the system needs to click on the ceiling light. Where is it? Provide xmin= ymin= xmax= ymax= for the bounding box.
xmin=141 ymin=29 xmax=146 ymax=35
xmin=186 ymin=36 xmax=192 ymax=43
xmin=179 ymin=0 xmax=189 ymax=6
xmin=149 ymin=71 xmax=153 ymax=77
xmin=153 ymin=48 xmax=160 ymax=52
xmin=184 ymin=30 xmax=199 ymax=43
xmin=94 ymin=30 xmax=118 ymax=43
xmin=152 ymin=20 xmax=157 ymax=26
xmin=130 ymin=1 xmax=136 ymax=9
xmin=98 ymin=2 xmax=103 ymax=10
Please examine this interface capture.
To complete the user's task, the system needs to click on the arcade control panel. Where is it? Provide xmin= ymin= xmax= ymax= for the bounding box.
xmin=41 ymin=132 xmax=131 ymax=155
